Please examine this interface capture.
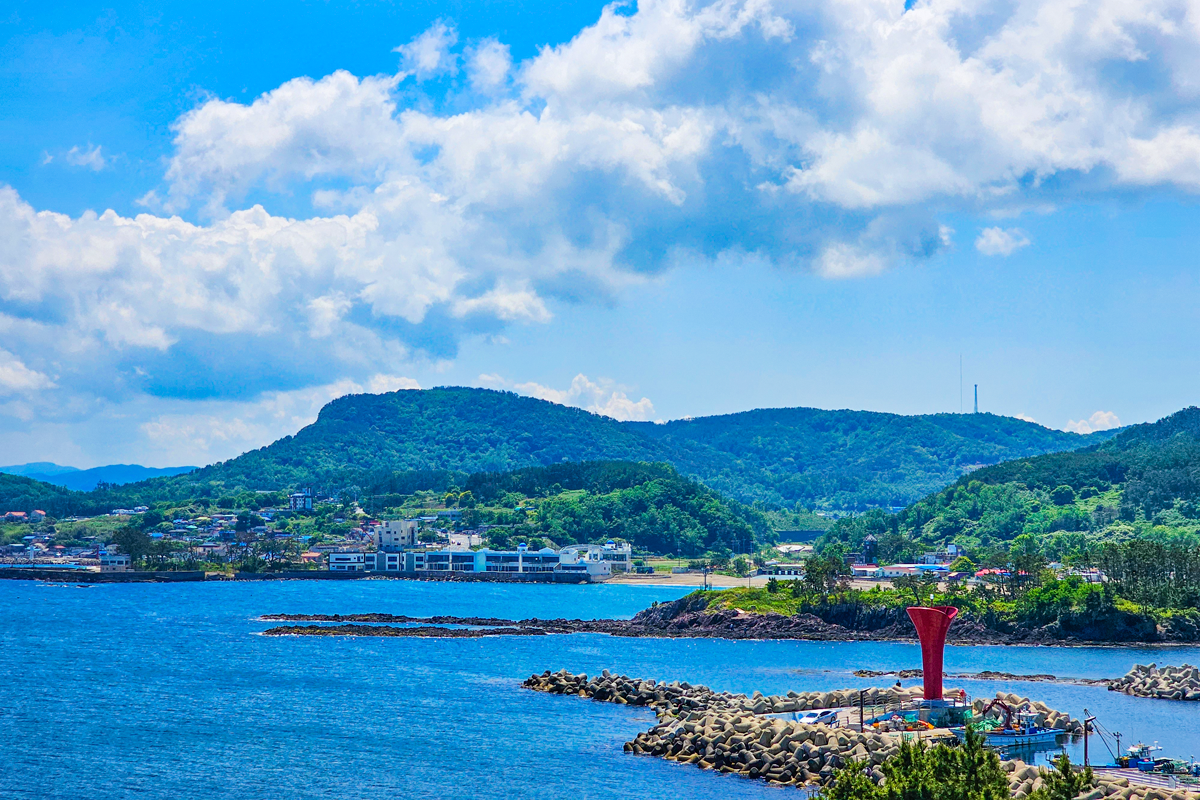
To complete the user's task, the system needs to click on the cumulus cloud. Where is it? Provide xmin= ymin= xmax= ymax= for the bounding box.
xmin=0 ymin=348 xmax=53 ymax=395
xmin=976 ymin=227 xmax=1031 ymax=256
xmin=486 ymin=373 xmax=656 ymax=421
xmin=1014 ymin=413 xmax=1038 ymax=424
xmin=1065 ymin=411 xmax=1122 ymax=434
xmin=139 ymin=375 xmax=419 ymax=464
xmin=467 ymin=38 xmax=511 ymax=90
xmin=63 ymin=144 xmax=107 ymax=171
xmin=395 ymin=20 xmax=458 ymax=80
xmin=4 ymin=0 xmax=1200 ymax=461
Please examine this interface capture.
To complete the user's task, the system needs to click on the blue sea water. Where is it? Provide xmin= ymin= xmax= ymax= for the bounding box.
xmin=3 ymin=580 xmax=1200 ymax=800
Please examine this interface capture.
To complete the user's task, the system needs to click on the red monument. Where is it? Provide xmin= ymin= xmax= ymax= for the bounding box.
xmin=906 ymin=605 xmax=958 ymax=701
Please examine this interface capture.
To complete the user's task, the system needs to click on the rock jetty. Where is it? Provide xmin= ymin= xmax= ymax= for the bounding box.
xmin=1109 ymin=663 xmax=1200 ymax=701
xmin=521 ymin=669 xmax=1113 ymax=795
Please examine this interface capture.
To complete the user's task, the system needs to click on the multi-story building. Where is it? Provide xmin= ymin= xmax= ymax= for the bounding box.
xmin=558 ymin=540 xmax=633 ymax=573
xmin=288 ymin=489 xmax=313 ymax=511
xmin=99 ymin=552 xmax=132 ymax=572
xmin=373 ymin=519 xmax=418 ymax=551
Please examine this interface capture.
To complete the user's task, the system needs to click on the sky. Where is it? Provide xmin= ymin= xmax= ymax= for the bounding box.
xmin=2 ymin=0 xmax=1200 ymax=468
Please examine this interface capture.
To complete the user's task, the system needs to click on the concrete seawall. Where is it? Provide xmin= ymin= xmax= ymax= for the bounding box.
xmin=0 ymin=567 xmax=594 ymax=584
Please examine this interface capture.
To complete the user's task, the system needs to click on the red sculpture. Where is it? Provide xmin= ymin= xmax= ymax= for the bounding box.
xmin=906 ymin=605 xmax=958 ymax=701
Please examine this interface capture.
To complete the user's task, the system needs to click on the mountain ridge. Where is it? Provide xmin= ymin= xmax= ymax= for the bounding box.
xmin=57 ymin=387 xmax=1112 ymax=509
xmin=0 ymin=463 xmax=197 ymax=492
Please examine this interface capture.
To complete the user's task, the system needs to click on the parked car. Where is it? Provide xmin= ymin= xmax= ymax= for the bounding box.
xmin=794 ymin=709 xmax=839 ymax=726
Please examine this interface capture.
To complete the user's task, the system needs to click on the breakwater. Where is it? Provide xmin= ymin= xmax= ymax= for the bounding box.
xmin=523 ymin=670 xmax=1192 ymax=799
xmin=1109 ymin=664 xmax=1200 ymax=701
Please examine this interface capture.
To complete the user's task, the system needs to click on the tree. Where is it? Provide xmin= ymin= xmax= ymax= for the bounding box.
xmin=892 ymin=573 xmax=932 ymax=607
xmin=733 ymin=556 xmax=750 ymax=577
xmin=949 ymin=556 xmax=976 ymax=573
xmin=766 ymin=576 xmax=781 ymax=594
xmin=819 ymin=727 xmax=1010 ymax=800
xmin=1050 ymin=485 xmax=1076 ymax=506
xmin=1028 ymin=755 xmax=1093 ymax=800
xmin=111 ymin=526 xmax=152 ymax=565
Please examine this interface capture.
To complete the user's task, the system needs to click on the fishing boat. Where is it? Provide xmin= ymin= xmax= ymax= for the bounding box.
xmin=951 ymin=702 xmax=1063 ymax=748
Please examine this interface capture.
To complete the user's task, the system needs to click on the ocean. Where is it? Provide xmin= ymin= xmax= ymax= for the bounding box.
xmin=3 ymin=579 xmax=1199 ymax=799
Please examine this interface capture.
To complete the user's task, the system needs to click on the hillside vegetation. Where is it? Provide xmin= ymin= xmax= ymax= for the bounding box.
xmin=2 ymin=388 xmax=1110 ymax=514
xmin=825 ymin=407 xmax=1200 ymax=565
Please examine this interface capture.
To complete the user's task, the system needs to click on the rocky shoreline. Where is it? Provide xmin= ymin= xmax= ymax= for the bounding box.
xmin=1109 ymin=663 xmax=1200 ymax=701
xmin=262 ymin=623 xmax=547 ymax=638
xmin=258 ymin=593 xmax=1196 ymax=646
xmin=518 ymin=669 xmax=1195 ymax=799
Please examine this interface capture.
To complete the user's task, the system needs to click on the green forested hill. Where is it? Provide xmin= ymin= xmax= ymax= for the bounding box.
xmin=0 ymin=387 xmax=1111 ymax=514
xmin=824 ymin=406 xmax=1200 ymax=562
xmin=631 ymin=408 xmax=1108 ymax=507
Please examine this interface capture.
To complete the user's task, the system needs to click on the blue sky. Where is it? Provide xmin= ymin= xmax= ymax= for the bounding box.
xmin=2 ymin=0 xmax=1200 ymax=467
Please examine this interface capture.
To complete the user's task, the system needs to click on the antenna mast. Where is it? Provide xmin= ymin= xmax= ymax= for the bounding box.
xmin=974 ymin=384 xmax=978 ymax=414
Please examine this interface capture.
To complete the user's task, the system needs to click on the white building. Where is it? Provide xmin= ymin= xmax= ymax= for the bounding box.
xmin=289 ymin=489 xmax=313 ymax=511
xmin=328 ymin=552 xmax=365 ymax=571
xmin=558 ymin=540 xmax=633 ymax=573
xmin=99 ymin=552 xmax=131 ymax=573
xmin=373 ymin=519 xmax=417 ymax=551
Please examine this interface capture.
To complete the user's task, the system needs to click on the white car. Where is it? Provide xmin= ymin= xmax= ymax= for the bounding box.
xmin=795 ymin=709 xmax=839 ymax=726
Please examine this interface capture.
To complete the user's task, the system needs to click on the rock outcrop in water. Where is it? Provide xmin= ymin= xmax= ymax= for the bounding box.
xmin=1109 ymin=663 xmax=1200 ymax=701
xmin=258 ymin=594 xmax=1194 ymax=645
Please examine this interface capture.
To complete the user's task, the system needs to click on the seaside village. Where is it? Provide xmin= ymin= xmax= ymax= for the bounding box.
xmin=0 ymin=489 xmax=629 ymax=582
xmin=3 ymin=490 xmax=1107 ymax=587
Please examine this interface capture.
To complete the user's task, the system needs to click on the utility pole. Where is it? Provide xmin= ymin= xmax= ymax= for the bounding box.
xmin=1083 ymin=711 xmax=1096 ymax=767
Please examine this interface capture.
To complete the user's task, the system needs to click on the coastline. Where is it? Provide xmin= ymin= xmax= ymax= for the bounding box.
xmin=257 ymin=604 xmax=1200 ymax=648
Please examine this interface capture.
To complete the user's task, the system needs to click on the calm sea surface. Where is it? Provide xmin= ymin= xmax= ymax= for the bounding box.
xmin=3 ymin=580 xmax=1200 ymax=799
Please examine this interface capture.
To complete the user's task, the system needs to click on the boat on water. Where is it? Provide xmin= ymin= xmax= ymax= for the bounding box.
xmin=951 ymin=702 xmax=1063 ymax=748
xmin=1117 ymin=743 xmax=1200 ymax=776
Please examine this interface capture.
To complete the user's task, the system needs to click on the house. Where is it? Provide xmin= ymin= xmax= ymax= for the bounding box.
xmin=328 ymin=552 xmax=365 ymax=571
xmin=851 ymin=564 xmax=881 ymax=578
xmin=557 ymin=540 xmax=633 ymax=573
xmin=879 ymin=564 xmax=919 ymax=578
xmin=300 ymin=551 xmax=322 ymax=564
xmin=29 ymin=510 xmax=46 ymax=521
xmin=100 ymin=552 xmax=132 ymax=573
xmin=761 ymin=562 xmax=806 ymax=576
xmin=3 ymin=511 xmax=27 ymax=522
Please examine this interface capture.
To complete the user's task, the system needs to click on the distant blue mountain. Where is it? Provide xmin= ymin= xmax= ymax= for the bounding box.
xmin=0 ymin=462 xmax=81 ymax=478
xmin=0 ymin=463 xmax=196 ymax=492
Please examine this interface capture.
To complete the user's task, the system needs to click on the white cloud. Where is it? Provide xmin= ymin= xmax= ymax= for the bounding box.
xmin=488 ymin=373 xmax=656 ymax=422
xmin=976 ymin=227 xmax=1031 ymax=256
xmin=63 ymin=144 xmax=107 ymax=171
xmin=4 ymin=2 xmax=1200 ymax=462
xmin=395 ymin=20 xmax=458 ymax=80
xmin=1065 ymin=411 xmax=1122 ymax=434
xmin=0 ymin=348 xmax=53 ymax=395
xmin=139 ymin=374 xmax=419 ymax=464
xmin=1015 ymin=413 xmax=1037 ymax=424
xmin=467 ymin=38 xmax=511 ymax=90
